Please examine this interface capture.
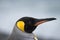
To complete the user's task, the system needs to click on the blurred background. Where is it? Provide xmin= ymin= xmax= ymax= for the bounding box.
xmin=0 ymin=0 xmax=60 ymax=40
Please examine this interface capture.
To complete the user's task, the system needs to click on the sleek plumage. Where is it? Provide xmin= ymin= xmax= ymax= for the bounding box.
xmin=8 ymin=17 xmax=56 ymax=40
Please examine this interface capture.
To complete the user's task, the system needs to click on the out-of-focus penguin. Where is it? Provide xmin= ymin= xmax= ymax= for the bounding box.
xmin=8 ymin=17 xmax=56 ymax=40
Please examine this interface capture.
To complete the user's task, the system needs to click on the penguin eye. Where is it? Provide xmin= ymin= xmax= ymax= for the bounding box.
xmin=16 ymin=21 xmax=25 ymax=32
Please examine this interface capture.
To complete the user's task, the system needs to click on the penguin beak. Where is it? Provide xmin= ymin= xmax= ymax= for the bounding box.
xmin=34 ymin=18 xmax=56 ymax=26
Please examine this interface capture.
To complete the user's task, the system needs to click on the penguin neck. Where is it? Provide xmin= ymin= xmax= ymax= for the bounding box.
xmin=13 ymin=26 xmax=34 ymax=38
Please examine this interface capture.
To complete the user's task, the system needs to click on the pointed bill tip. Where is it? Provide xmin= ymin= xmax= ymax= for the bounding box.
xmin=34 ymin=18 xmax=56 ymax=26
xmin=44 ymin=17 xmax=56 ymax=21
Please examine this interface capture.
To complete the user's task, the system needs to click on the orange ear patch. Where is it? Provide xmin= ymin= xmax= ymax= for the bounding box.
xmin=17 ymin=21 xmax=25 ymax=32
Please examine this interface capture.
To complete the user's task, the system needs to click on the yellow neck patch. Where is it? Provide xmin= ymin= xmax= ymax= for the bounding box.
xmin=16 ymin=21 xmax=25 ymax=32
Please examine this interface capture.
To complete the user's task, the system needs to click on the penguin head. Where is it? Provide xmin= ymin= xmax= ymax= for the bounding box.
xmin=16 ymin=17 xmax=56 ymax=33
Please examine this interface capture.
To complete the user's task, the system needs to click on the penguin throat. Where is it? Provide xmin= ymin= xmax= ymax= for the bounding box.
xmin=24 ymin=26 xmax=36 ymax=33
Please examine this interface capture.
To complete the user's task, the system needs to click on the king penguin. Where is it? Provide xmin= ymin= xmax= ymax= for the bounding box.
xmin=8 ymin=17 xmax=56 ymax=40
